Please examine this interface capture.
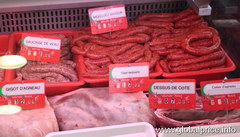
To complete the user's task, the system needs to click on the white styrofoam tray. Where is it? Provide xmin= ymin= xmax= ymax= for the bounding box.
xmin=46 ymin=122 xmax=156 ymax=137
xmin=158 ymin=122 xmax=240 ymax=137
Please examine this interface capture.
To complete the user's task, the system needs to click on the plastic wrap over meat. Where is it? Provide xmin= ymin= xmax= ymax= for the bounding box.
xmin=0 ymin=101 xmax=59 ymax=137
xmin=155 ymin=95 xmax=240 ymax=127
xmin=48 ymin=87 xmax=155 ymax=130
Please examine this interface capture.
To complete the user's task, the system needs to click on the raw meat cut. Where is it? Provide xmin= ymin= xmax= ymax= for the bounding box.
xmin=48 ymin=87 xmax=155 ymax=130
xmin=155 ymin=95 xmax=240 ymax=127
xmin=0 ymin=69 xmax=4 ymax=82
xmin=0 ymin=101 xmax=59 ymax=137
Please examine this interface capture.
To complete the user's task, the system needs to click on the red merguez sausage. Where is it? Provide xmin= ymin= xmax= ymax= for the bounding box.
xmin=150 ymin=45 xmax=167 ymax=51
xmin=83 ymin=73 xmax=109 ymax=78
xmin=135 ymin=21 xmax=174 ymax=30
xmin=136 ymin=12 xmax=175 ymax=21
xmin=84 ymin=60 xmax=101 ymax=70
xmin=149 ymin=52 xmax=160 ymax=69
xmin=167 ymin=53 xmax=197 ymax=61
xmin=114 ymin=26 xmax=153 ymax=38
xmin=170 ymin=56 xmax=226 ymax=72
xmin=179 ymin=14 xmax=202 ymax=22
xmin=112 ymin=43 xmax=136 ymax=56
xmin=136 ymin=8 xmax=194 ymax=21
xmin=89 ymin=34 xmax=149 ymax=46
xmin=148 ymin=17 xmax=176 ymax=23
xmin=151 ymin=28 xmax=171 ymax=38
xmin=86 ymin=67 xmax=109 ymax=74
xmin=85 ymin=57 xmax=111 ymax=65
xmin=175 ymin=19 xmax=203 ymax=28
xmin=168 ymin=50 xmax=225 ymax=67
xmin=149 ymin=39 xmax=181 ymax=48
xmin=160 ymin=60 xmax=170 ymax=73
xmin=71 ymin=46 xmax=86 ymax=55
xmin=191 ymin=39 xmax=213 ymax=48
xmin=156 ymin=49 xmax=184 ymax=56
xmin=72 ymin=34 xmax=104 ymax=45
xmin=120 ymin=50 xmax=145 ymax=63
xmin=85 ymin=50 xmax=107 ymax=59
xmin=181 ymin=32 xmax=220 ymax=56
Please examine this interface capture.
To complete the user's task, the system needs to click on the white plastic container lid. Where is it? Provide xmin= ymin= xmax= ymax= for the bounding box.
xmin=46 ymin=122 xmax=156 ymax=137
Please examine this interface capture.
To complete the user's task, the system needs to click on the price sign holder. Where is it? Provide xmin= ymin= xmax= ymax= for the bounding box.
xmin=109 ymin=63 xmax=149 ymax=93
xmin=149 ymin=79 xmax=196 ymax=109
xmin=201 ymin=78 xmax=240 ymax=111
xmin=88 ymin=4 xmax=128 ymax=34
xmin=20 ymin=33 xmax=61 ymax=63
xmin=0 ymin=80 xmax=45 ymax=110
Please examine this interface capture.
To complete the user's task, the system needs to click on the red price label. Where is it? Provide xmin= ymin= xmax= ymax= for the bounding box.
xmin=201 ymin=78 xmax=240 ymax=111
xmin=149 ymin=79 xmax=196 ymax=109
xmin=20 ymin=33 xmax=61 ymax=63
xmin=0 ymin=80 xmax=45 ymax=110
xmin=109 ymin=63 xmax=149 ymax=93
xmin=88 ymin=4 xmax=128 ymax=34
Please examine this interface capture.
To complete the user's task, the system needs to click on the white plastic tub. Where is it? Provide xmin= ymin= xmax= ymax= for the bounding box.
xmin=46 ymin=122 xmax=156 ymax=137
xmin=158 ymin=122 xmax=240 ymax=137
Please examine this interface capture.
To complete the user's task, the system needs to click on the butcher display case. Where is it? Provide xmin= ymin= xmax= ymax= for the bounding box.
xmin=0 ymin=0 xmax=240 ymax=137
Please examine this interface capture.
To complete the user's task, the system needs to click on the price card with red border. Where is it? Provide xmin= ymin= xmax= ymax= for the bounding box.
xmin=20 ymin=33 xmax=61 ymax=63
xmin=201 ymin=78 xmax=240 ymax=111
xmin=109 ymin=63 xmax=149 ymax=93
xmin=149 ymin=79 xmax=196 ymax=109
xmin=88 ymin=4 xmax=128 ymax=34
xmin=0 ymin=80 xmax=45 ymax=110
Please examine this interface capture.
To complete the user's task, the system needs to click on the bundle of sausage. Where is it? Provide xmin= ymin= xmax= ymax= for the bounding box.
xmin=134 ymin=8 xmax=226 ymax=73
xmin=72 ymin=27 xmax=160 ymax=78
xmin=16 ymin=34 xmax=79 ymax=83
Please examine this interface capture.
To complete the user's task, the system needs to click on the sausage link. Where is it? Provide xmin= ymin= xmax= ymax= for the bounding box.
xmin=86 ymin=67 xmax=109 ymax=74
xmin=191 ymin=39 xmax=213 ymax=48
xmin=85 ymin=50 xmax=107 ymax=59
xmin=156 ymin=49 xmax=184 ymax=56
xmin=135 ymin=21 xmax=174 ymax=30
xmin=89 ymin=35 xmax=149 ymax=46
xmin=120 ymin=50 xmax=145 ymax=63
xmin=71 ymin=46 xmax=86 ymax=55
xmin=168 ymin=50 xmax=225 ymax=67
xmin=180 ymin=14 xmax=202 ymax=22
xmin=149 ymin=52 xmax=160 ymax=69
xmin=114 ymin=26 xmax=153 ymax=38
xmin=160 ymin=60 xmax=170 ymax=73
xmin=23 ymin=64 xmax=78 ymax=81
xmin=112 ymin=43 xmax=136 ymax=55
xmin=84 ymin=60 xmax=101 ymax=70
xmin=85 ymin=57 xmax=111 ymax=65
xmin=170 ymin=56 xmax=226 ymax=72
xmin=167 ymin=53 xmax=196 ymax=61
xmin=151 ymin=28 xmax=171 ymax=38
xmin=175 ymin=19 xmax=203 ymax=28
xmin=181 ymin=32 xmax=221 ymax=56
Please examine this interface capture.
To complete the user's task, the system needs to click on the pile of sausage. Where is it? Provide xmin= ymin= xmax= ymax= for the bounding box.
xmin=72 ymin=26 xmax=159 ymax=78
xmin=71 ymin=8 xmax=226 ymax=78
xmin=135 ymin=8 xmax=226 ymax=73
xmin=16 ymin=35 xmax=79 ymax=83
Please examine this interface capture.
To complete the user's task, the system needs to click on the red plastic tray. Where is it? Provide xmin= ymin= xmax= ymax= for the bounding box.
xmin=0 ymin=34 xmax=10 ymax=82
xmin=6 ymin=30 xmax=85 ymax=96
xmin=161 ymin=54 xmax=236 ymax=84
xmin=78 ymin=55 xmax=163 ymax=87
